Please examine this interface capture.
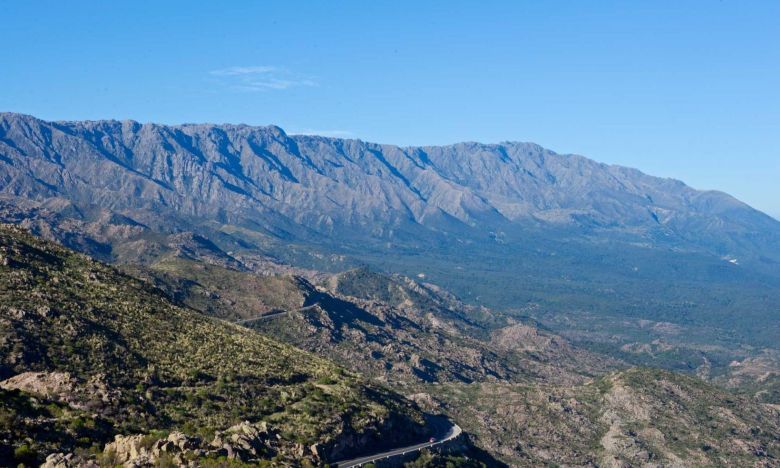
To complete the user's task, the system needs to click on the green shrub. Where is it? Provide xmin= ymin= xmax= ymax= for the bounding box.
xmin=13 ymin=444 xmax=38 ymax=465
xmin=317 ymin=375 xmax=338 ymax=385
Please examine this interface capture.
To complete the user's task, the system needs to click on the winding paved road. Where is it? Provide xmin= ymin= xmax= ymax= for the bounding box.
xmin=332 ymin=418 xmax=462 ymax=467
xmin=236 ymin=309 xmax=463 ymax=466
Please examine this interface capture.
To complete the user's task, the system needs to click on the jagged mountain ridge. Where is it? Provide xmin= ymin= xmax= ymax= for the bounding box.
xmin=1 ymin=112 xmax=777 ymax=265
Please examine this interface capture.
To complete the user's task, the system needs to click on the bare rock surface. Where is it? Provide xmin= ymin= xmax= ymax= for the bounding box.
xmin=0 ymin=371 xmax=76 ymax=400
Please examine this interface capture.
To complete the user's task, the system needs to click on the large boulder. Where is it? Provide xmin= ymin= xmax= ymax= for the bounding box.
xmin=210 ymin=420 xmax=273 ymax=461
xmin=103 ymin=434 xmax=151 ymax=465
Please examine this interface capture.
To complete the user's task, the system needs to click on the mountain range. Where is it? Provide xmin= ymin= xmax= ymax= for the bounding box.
xmin=1 ymin=112 xmax=778 ymax=260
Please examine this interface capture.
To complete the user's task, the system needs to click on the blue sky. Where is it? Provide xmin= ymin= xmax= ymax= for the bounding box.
xmin=1 ymin=1 xmax=778 ymax=218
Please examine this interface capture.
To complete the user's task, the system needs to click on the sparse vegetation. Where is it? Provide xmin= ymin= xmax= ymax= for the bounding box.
xmin=0 ymin=225 xmax=426 ymax=465
xmin=406 ymin=449 xmax=486 ymax=467
xmin=427 ymin=368 xmax=779 ymax=466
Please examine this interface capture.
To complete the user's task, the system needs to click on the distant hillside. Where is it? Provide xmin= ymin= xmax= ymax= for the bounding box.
xmin=0 ymin=225 xmax=427 ymax=466
xmin=125 ymin=256 xmax=618 ymax=386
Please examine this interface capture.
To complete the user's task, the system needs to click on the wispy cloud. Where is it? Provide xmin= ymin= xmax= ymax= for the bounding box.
xmin=209 ymin=66 xmax=279 ymax=76
xmin=209 ymin=65 xmax=317 ymax=91
xmin=289 ymin=129 xmax=356 ymax=138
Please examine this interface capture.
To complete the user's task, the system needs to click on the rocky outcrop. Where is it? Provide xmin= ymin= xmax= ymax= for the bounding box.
xmin=103 ymin=434 xmax=154 ymax=466
xmin=0 ymin=371 xmax=76 ymax=400
xmin=42 ymin=452 xmax=98 ymax=468
xmin=209 ymin=421 xmax=289 ymax=461
xmin=0 ymin=371 xmax=120 ymax=413
xmin=100 ymin=423 xmax=316 ymax=467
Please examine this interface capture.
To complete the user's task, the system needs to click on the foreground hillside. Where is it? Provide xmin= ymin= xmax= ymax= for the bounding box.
xmin=0 ymin=225 xmax=427 ymax=466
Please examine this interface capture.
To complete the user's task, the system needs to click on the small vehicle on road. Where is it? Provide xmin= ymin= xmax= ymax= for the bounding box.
xmin=429 ymin=437 xmax=436 ymax=443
